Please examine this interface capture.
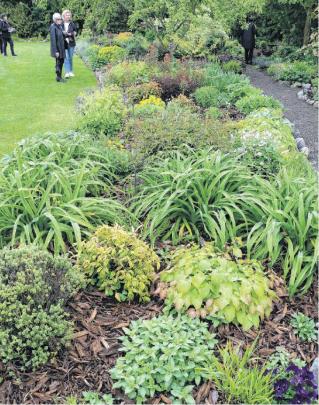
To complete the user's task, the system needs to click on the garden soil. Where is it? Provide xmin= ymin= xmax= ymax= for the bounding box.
xmin=1 ymin=278 xmax=317 ymax=404
xmin=245 ymin=65 xmax=318 ymax=169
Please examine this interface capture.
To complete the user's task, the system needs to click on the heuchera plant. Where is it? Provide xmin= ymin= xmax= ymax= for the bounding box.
xmin=274 ymin=364 xmax=318 ymax=404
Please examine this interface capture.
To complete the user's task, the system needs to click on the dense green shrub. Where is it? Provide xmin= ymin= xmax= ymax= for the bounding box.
xmin=0 ymin=133 xmax=129 ymax=254
xmin=77 ymin=86 xmax=126 ymax=137
xmin=126 ymin=81 xmax=162 ymax=103
xmin=97 ymin=45 xmax=127 ymax=65
xmin=194 ymin=86 xmax=229 ymax=108
xmin=0 ymin=246 xmax=83 ymax=370
xmin=203 ymin=341 xmax=275 ymax=404
xmin=222 ymin=60 xmax=243 ymax=74
xmin=123 ymin=107 xmax=231 ymax=162
xmin=158 ymin=243 xmax=275 ymax=330
xmin=235 ymin=94 xmax=282 ymax=115
xmin=78 ymin=225 xmax=160 ymax=302
xmin=107 ymin=61 xmax=156 ymax=87
xmin=268 ymin=61 xmax=317 ymax=83
xmin=131 ymin=149 xmax=318 ymax=295
xmin=111 ymin=315 xmax=217 ymax=403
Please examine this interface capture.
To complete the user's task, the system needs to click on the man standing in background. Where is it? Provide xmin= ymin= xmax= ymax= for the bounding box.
xmin=0 ymin=14 xmax=17 ymax=56
xmin=241 ymin=17 xmax=256 ymax=64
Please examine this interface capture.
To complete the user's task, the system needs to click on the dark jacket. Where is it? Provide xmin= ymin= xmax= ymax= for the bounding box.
xmin=241 ymin=23 xmax=256 ymax=49
xmin=0 ymin=20 xmax=12 ymax=39
xmin=50 ymin=23 xmax=67 ymax=58
xmin=62 ymin=21 xmax=76 ymax=47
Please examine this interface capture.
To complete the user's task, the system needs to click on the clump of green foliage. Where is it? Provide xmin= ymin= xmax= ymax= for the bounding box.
xmin=126 ymin=81 xmax=162 ymax=104
xmin=107 ymin=61 xmax=156 ymax=87
xmin=0 ymin=132 xmax=129 ymax=254
xmin=158 ymin=243 xmax=276 ymax=331
xmin=268 ymin=61 xmax=317 ymax=84
xmin=222 ymin=60 xmax=242 ymax=74
xmin=194 ymin=85 xmax=230 ymax=108
xmin=235 ymin=94 xmax=282 ymax=115
xmin=0 ymin=246 xmax=84 ymax=370
xmin=290 ymin=313 xmax=317 ymax=342
xmin=78 ymin=225 xmax=160 ymax=302
xmin=111 ymin=315 xmax=217 ymax=403
xmin=77 ymin=86 xmax=126 ymax=137
xmin=87 ymin=45 xmax=127 ymax=69
xmin=266 ymin=347 xmax=306 ymax=378
xmin=202 ymin=341 xmax=275 ymax=404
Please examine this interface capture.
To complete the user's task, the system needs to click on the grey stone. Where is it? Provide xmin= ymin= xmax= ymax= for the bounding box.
xmin=310 ymin=358 xmax=318 ymax=385
xmin=314 ymin=102 xmax=319 ymax=108
xmin=303 ymin=83 xmax=312 ymax=90
xmin=300 ymin=146 xmax=309 ymax=156
xmin=297 ymin=90 xmax=305 ymax=100
xmin=291 ymin=82 xmax=302 ymax=88
xmin=296 ymin=137 xmax=306 ymax=150
xmin=306 ymin=99 xmax=315 ymax=105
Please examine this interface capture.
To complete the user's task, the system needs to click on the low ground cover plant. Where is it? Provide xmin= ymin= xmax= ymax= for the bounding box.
xmin=157 ymin=243 xmax=276 ymax=330
xmin=0 ymin=246 xmax=84 ymax=370
xmin=77 ymin=86 xmax=126 ymax=137
xmin=268 ymin=61 xmax=317 ymax=84
xmin=235 ymin=94 xmax=282 ymax=115
xmin=221 ymin=60 xmax=242 ymax=74
xmin=0 ymin=133 xmax=129 ymax=254
xmin=202 ymin=341 xmax=275 ymax=404
xmin=111 ymin=315 xmax=217 ymax=403
xmin=78 ymin=225 xmax=160 ymax=302
xmin=266 ymin=347 xmax=306 ymax=377
xmin=106 ymin=61 xmax=156 ymax=87
xmin=290 ymin=312 xmax=317 ymax=342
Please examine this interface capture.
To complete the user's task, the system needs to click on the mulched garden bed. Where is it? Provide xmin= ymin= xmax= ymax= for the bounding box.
xmin=1 ymin=278 xmax=317 ymax=405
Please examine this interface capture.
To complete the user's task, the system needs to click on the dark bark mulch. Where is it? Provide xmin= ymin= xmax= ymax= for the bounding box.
xmin=0 ymin=278 xmax=317 ymax=405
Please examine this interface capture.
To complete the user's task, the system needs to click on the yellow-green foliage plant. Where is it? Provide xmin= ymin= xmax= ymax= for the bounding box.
xmin=78 ymin=225 xmax=160 ymax=302
xmin=157 ymin=243 xmax=276 ymax=331
xmin=98 ymin=45 xmax=127 ymax=64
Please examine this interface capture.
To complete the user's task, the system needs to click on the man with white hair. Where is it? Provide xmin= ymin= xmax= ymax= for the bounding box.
xmin=50 ymin=12 xmax=67 ymax=82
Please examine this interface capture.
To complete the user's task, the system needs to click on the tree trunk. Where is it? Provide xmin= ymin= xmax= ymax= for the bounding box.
xmin=303 ymin=7 xmax=312 ymax=45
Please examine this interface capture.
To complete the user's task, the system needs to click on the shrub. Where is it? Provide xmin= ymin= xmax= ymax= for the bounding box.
xmin=235 ymin=94 xmax=282 ymax=115
xmin=97 ymin=45 xmax=127 ymax=65
xmin=154 ymin=72 xmax=200 ymax=101
xmin=0 ymin=132 xmax=129 ymax=254
xmin=123 ymin=109 xmax=231 ymax=162
xmin=273 ymin=364 xmax=318 ymax=404
xmin=203 ymin=341 xmax=275 ymax=404
xmin=268 ymin=61 xmax=317 ymax=84
xmin=78 ymin=225 xmax=160 ymax=302
xmin=136 ymin=95 xmax=165 ymax=108
xmin=222 ymin=60 xmax=242 ymax=74
xmin=290 ymin=313 xmax=317 ymax=342
xmin=158 ymin=243 xmax=276 ymax=330
xmin=111 ymin=315 xmax=217 ymax=403
xmin=113 ymin=31 xmax=133 ymax=46
xmin=0 ymin=246 xmax=83 ymax=370
xmin=107 ymin=61 xmax=155 ymax=87
xmin=77 ymin=86 xmax=126 ymax=137
xmin=205 ymin=106 xmax=222 ymax=119
xmin=194 ymin=86 xmax=229 ymax=108
xmin=126 ymin=81 xmax=161 ymax=104
xmin=86 ymin=45 xmax=101 ymax=70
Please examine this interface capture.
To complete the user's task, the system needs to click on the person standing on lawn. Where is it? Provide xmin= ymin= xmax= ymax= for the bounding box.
xmin=62 ymin=10 xmax=77 ymax=78
xmin=50 ymin=13 xmax=67 ymax=82
xmin=241 ymin=17 xmax=256 ymax=65
xmin=0 ymin=14 xmax=17 ymax=57
xmin=0 ymin=15 xmax=3 ymax=55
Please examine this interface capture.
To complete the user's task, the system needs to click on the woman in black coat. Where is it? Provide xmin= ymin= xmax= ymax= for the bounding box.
xmin=50 ymin=13 xmax=67 ymax=82
xmin=241 ymin=17 xmax=257 ymax=65
xmin=0 ymin=14 xmax=17 ymax=56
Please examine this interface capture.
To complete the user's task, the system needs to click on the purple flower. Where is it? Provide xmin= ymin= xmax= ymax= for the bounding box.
xmin=274 ymin=379 xmax=290 ymax=398
xmin=287 ymin=364 xmax=300 ymax=374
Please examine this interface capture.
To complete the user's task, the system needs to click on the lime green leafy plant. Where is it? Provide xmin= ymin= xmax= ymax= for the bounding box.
xmin=78 ymin=225 xmax=160 ymax=302
xmin=111 ymin=315 xmax=217 ymax=403
xmin=202 ymin=341 xmax=275 ymax=404
xmin=158 ymin=243 xmax=276 ymax=330
xmin=235 ymin=94 xmax=282 ymax=115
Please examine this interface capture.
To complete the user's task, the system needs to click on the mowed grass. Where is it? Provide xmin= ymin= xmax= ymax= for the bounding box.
xmin=0 ymin=41 xmax=96 ymax=155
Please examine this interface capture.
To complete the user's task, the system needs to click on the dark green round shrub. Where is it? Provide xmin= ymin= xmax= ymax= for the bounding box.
xmin=0 ymin=247 xmax=84 ymax=370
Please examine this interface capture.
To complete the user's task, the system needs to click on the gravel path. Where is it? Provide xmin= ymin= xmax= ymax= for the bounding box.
xmin=245 ymin=65 xmax=318 ymax=169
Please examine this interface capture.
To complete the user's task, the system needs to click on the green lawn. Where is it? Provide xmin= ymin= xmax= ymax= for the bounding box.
xmin=0 ymin=41 xmax=96 ymax=155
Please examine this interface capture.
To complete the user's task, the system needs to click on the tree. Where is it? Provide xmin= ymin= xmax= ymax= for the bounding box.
xmin=278 ymin=0 xmax=317 ymax=44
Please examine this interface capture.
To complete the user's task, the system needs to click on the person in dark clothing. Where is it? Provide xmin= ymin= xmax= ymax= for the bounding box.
xmin=0 ymin=16 xmax=3 ymax=54
xmin=241 ymin=17 xmax=256 ymax=64
xmin=50 ymin=13 xmax=67 ymax=82
xmin=0 ymin=14 xmax=17 ymax=56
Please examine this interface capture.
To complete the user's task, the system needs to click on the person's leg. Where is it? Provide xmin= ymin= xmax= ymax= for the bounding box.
xmin=64 ymin=48 xmax=71 ymax=75
xmin=244 ymin=48 xmax=249 ymax=64
xmin=0 ymin=38 xmax=2 ymax=54
xmin=9 ymin=38 xmax=17 ymax=56
xmin=248 ymin=48 xmax=254 ymax=64
xmin=2 ymin=38 xmax=7 ymax=56
xmin=69 ymin=46 xmax=75 ymax=74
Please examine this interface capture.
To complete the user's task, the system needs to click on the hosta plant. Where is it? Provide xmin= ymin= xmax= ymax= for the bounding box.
xmin=78 ymin=225 xmax=160 ymax=302
xmin=111 ymin=315 xmax=217 ymax=403
xmin=0 ymin=246 xmax=84 ymax=370
xmin=158 ymin=243 xmax=276 ymax=331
